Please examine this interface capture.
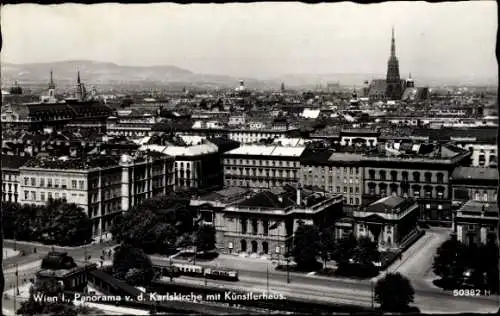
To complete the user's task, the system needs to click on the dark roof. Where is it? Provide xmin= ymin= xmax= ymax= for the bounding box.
xmin=451 ymin=167 xmax=499 ymax=181
xmin=412 ymin=128 xmax=497 ymax=142
xmin=208 ymin=137 xmax=240 ymax=153
xmin=1 ymin=155 xmax=30 ymax=170
xmin=41 ymin=252 xmax=77 ymax=270
xmin=300 ymin=148 xmax=334 ymax=164
xmin=237 ymin=191 xmax=295 ymax=209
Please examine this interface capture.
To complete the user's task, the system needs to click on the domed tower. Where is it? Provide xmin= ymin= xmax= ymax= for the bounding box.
xmin=385 ymin=27 xmax=402 ymax=100
xmin=406 ymin=73 xmax=415 ymax=88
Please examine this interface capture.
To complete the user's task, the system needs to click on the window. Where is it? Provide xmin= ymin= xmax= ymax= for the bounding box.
xmin=349 ymin=198 xmax=353 ymax=204
xmin=402 ymin=171 xmax=409 ymax=181
xmin=31 ymin=191 xmax=36 ymax=201
xmin=31 ymin=177 xmax=36 ymax=186
xmin=62 ymin=179 xmax=67 ymax=188
xmin=379 ymin=170 xmax=386 ymax=180
xmin=48 ymin=179 xmax=52 ymax=187
xmin=436 ymin=173 xmax=444 ymax=184
xmin=355 ymin=198 xmax=360 ymax=204
xmin=72 ymin=180 xmax=77 ymax=189
xmin=79 ymin=180 xmax=84 ymax=190
xmin=413 ymin=172 xmax=420 ymax=183
xmin=426 ymin=204 xmax=431 ymax=209
xmin=368 ymin=169 xmax=375 ymax=180
xmin=336 ymin=186 xmax=340 ymax=193
xmin=55 ymin=193 xmax=59 ymax=199
xmin=241 ymin=218 xmax=248 ymax=234
xmin=355 ymin=187 xmax=359 ymax=194
xmin=390 ymin=171 xmax=397 ymax=182
xmin=40 ymin=178 xmax=45 ymax=187
xmin=24 ymin=191 xmax=29 ymax=200
xmin=40 ymin=192 xmax=45 ymax=201
xmin=349 ymin=187 xmax=353 ymax=193
xmin=263 ymin=220 xmax=269 ymax=236
xmin=48 ymin=192 xmax=52 ymax=199
xmin=55 ymin=179 xmax=59 ymax=187
xmin=424 ymin=172 xmax=432 ymax=184
xmin=252 ymin=219 xmax=258 ymax=235
xmin=24 ymin=177 xmax=29 ymax=186
xmin=343 ymin=187 xmax=347 ymax=193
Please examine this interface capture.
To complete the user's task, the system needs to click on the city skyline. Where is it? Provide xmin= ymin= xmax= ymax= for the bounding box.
xmin=1 ymin=2 xmax=497 ymax=82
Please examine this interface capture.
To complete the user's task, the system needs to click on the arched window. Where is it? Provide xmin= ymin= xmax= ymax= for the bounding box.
xmin=424 ymin=172 xmax=432 ymax=184
xmin=436 ymin=173 xmax=444 ymax=184
xmin=262 ymin=242 xmax=269 ymax=255
xmin=251 ymin=240 xmax=258 ymax=253
xmin=390 ymin=171 xmax=398 ymax=182
xmin=379 ymin=170 xmax=386 ymax=181
xmin=368 ymin=169 xmax=375 ymax=180
xmin=413 ymin=172 xmax=420 ymax=183
xmin=402 ymin=171 xmax=409 ymax=181
xmin=379 ymin=183 xmax=388 ymax=195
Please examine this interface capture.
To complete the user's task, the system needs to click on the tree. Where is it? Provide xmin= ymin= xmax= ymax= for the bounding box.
xmin=432 ymin=238 xmax=466 ymax=284
xmin=352 ymin=236 xmax=380 ymax=266
xmin=18 ymin=278 xmax=76 ymax=316
xmin=113 ymin=244 xmax=154 ymax=286
xmin=375 ymin=272 xmax=415 ymax=312
xmin=332 ymin=233 xmax=358 ymax=266
xmin=195 ymin=225 xmax=216 ymax=253
xmin=292 ymin=224 xmax=321 ymax=270
xmin=319 ymin=227 xmax=336 ymax=268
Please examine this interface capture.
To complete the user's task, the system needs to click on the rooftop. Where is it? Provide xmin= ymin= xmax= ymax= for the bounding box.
xmin=457 ymin=200 xmax=498 ymax=218
xmin=22 ymin=155 xmax=120 ymax=170
xmin=225 ymin=144 xmax=305 ymax=157
xmin=1 ymin=155 xmax=30 ymax=170
xmin=451 ymin=167 xmax=499 ymax=182
xmin=140 ymin=143 xmax=218 ymax=157
xmin=365 ymin=196 xmax=417 ymax=214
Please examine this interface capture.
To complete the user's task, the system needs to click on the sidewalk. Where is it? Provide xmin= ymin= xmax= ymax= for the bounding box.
xmin=2 ymin=248 xmax=20 ymax=259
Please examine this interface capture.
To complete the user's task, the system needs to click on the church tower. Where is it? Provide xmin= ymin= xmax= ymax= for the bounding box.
xmin=48 ymin=70 xmax=56 ymax=98
xmin=385 ymin=27 xmax=402 ymax=100
xmin=75 ymin=71 xmax=86 ymax=101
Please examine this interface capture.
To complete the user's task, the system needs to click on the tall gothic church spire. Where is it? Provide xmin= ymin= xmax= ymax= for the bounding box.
xmin=391 ymin=26 xmax=396 ymax=57
xmin=386 ymin=27 xmax=402 ymax=100
xmin=49 ymin=70 xmax=55 ymax=89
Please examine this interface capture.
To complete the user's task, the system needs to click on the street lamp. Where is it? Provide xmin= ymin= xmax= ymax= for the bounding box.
xmin=286 ymin=256 xmax=291 ymax=284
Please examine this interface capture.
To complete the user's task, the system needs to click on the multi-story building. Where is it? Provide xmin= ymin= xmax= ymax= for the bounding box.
xmin=193 ymin=185 xmax=344 ymax=259
xmin=106 ymin=112 xmax=161 ymax=138
xmin=450 ymin=167 xmax=498 ymax=204
xmin=353 ymin=196 xmax=420 ymax=251
xmin=18 ymin=152 xmax=174 ymax=236
xmin=453 ymin=201 xmax=498 ymax=245
xmin=223 ymin=144 xmax=305 ymax=189
xmin=140 ymin=141 xmax=221 ymax=192
xmin=228 ymin=127 xmax=300 ymax=144
xmin=362 ymin=143 xmax=471 ymax=226
xmin=299 ymin=148 xmax=363 ymax=214
xmin=1 ymin=156 xmax=30 ymax=203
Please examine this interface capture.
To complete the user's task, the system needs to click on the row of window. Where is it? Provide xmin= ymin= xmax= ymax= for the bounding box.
xmin=2 ymin=174 xmax=19 ymax=182
xmin=240 ymin=219 xmax=270 ymax=236
xmin=367 ymin=170 xmax=445 ymax=183
xmin=23 ymin=190 xmax=85 ymax=201
xmin=2 ymin=183 xmax=18 ymax=192
xmin=303 ymin=175 xmax=360 ymax=184
xmin=305 ymin=166 xmax=361 ymax=174
xmin=225 ymin=159 xmax=299 ymax=168
xmin=23 ymin=177 xmax=85 ymax=190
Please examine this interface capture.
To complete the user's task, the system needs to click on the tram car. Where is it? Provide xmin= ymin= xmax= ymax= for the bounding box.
xmin=153 ymin=265 xmax=181 ymax=278
xmin=172 ymin=263 xmax=239 ymax=281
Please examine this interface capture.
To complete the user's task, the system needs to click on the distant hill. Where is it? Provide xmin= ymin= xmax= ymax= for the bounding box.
xmin=1 ymin=60 xmax=496 ymax=91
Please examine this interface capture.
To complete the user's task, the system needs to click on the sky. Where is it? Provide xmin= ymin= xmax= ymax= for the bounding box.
xmin=1 ymin=2 xmax=497 ymax=80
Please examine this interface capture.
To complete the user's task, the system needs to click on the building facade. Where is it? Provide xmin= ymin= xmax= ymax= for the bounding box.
xmin=450 ymin=167 xmax=498 ymax=204
xmin=18 ymin=153 xmax=174 ymax=236
xmin=353 ymin=196 xmax=420 ymax=251
xmin=223 ymin=144 xmax=305 ymax=189
xmin=299 ymin=149 xmax=364 ymax=214
xmin=193 ymin=187 xmax=343 ymax=260
xmin=362 ymin=144 xmax=471 ymax=226
xmin=453 ymin=201 xmax=498 ymax=246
